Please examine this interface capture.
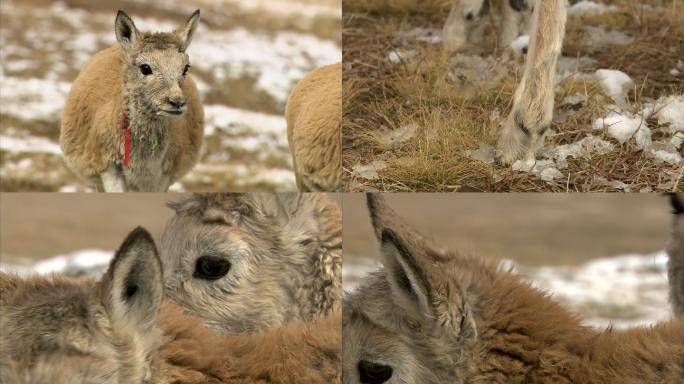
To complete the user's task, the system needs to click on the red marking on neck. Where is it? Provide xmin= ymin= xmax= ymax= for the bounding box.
xmin=120 ymin=111 xmax=131 ymax=167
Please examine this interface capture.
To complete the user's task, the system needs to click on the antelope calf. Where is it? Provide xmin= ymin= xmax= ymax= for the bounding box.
xmin=0 ymin=227 xmax=341 ymax=384
xmin=343 ymin=194 xmax=684 ymax=383
xmin=60 ymin=10 xmax=204 ymax=192
xmin=161 ymin=193 xmax=342 ymax=333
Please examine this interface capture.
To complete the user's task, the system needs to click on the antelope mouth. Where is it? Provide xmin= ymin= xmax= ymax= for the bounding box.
xmin=159 ymin=109 xmax=185 ymax=117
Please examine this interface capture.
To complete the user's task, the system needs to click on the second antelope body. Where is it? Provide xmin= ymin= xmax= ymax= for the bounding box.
xmin=342 ymin=195 xmax=684 ymax=384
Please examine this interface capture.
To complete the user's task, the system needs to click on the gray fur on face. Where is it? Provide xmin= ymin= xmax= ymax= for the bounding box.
xmin=668 ymin=193 xmax=684 ymax=316
xmin=161 ymin=193 xmax=342 ymax=333
xmin=115 ymin=10 xmax=199 ymax=119
xmin=0 ymin=227 xmax=164 ymax=384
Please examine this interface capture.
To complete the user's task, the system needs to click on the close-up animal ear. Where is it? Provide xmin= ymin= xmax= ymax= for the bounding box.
xmin=114 ymin=10 xmax=139 ymax=52
xmin=177 ymin=9 xmax=200 ymax=52
xmin=366 ymin=194 xmax=434 ymax=318
xmin=670 ymin=193 xmax=684 ymax=215
xmin=380 ymin=227 xmax=434 ymax=319
xmin=100 ymin=227 xmax=163 ymax=333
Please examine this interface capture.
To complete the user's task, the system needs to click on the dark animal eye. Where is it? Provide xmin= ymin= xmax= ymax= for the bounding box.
xmin=183 ymin=64 xmax=190 ymax=76
xmin=139 ymin=64 xmax=152 ymax=75
xmin=194 ymin=256 xmax=231 ymax=280
xmin=300 ymin=238 xmax=312 ymax=246
xmin=358 ymin=360 xmax=393 ymax=384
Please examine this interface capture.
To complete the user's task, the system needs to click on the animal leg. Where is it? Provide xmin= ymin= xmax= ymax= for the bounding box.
xmin=443 ymin=0 xmax=490 ymax=52
xmin=495 ymin=0 xmax=567 ymax=165
xmin=101 ymin=163 xmax=127 ymax=192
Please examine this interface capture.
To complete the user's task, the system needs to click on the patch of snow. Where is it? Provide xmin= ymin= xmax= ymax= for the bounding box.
xmin=0 ymin=135 xmax=62 ymax=155
xmin=467 ymin=143 xmax=496 ymax=164
xmin=569 ymin=1 xmax=619 ymax=15
xmin=593 ymin=110 xmax=651 ymax=150
xmin=543 ymin=135 xmax=614 ymax=169
xmin=376 ymin=123 xmax=418 ymax=147
xmin=656 ymin=95 xmax=684 ymax=132
xmin=189 ymin=27 xmax=341 ymax=105
xmin=388 ymin=49 xmax=418 ymax=64
xmin=584 ymin=26 xmax=633 ymax=47
xmin=1 ymin=249 xmax=113 ymax=278
xmin=595 ymin=69 xmax=634 ymax=104
xmin=353 ymin=160 xmax=387 ymax=180
xmin=510 ymin=35 xmax=529 ymax=54
xmin=512 ymin=159 xmax=564 ymax=182
xmin=593 ymin=176 xmax=631 ymax=192
xmin=395 ymin=28 xmax=441 ymax=45
xmin=0 ymin=77 xmax=71 ymax=121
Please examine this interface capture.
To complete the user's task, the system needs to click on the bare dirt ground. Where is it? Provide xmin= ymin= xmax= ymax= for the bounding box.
xmin=0 ymin=0 xmax=341 ymax=192
xmin=342 ymin=0 xmax=683 ymax=192
xmin=343 ymin=193 xmax=676 ymax=327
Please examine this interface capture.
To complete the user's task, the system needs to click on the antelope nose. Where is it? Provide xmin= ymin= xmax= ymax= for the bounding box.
xmin=168 ymin=97 xmax=186 ymax=109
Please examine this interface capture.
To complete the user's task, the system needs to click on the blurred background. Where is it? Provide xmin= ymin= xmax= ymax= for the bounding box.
xmin=344 ymin=193 xmax=676 ymax=329
xmin=0 ymin=0 xmax=341 ymax=192
xmin=0 ymin=192 xmax=341 ymax=274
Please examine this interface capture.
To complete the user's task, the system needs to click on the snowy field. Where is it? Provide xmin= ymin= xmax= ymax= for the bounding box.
xmin=0 ymin=248 xmax=673 ymax=330
xmin=0 ymin=0 xmax=341 ymax=191
xmin=344 ymin=252 xmax=673 ymax=330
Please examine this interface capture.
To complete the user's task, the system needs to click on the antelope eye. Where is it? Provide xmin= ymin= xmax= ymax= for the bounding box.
xmin=139 ymin=64 xmax=152 ymax=75
xmin=194 ymin=256 xmax=231 ymax=280
xmin=358 ymin=360 xmax=393 ymax=384
xmin=183 ymin=64 xmax=190 ymax=76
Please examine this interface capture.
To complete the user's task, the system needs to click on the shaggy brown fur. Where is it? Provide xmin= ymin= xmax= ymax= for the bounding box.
xmin=161 ymin=193 xmax=342 ymax=333
xmin=156 ymin=301 xmax=341 ymax=384
xmin=0 ymin=227 xmax=341 ymax=384
xmin=60 ymin=11 xmax=203 ymax=192
xmin=343 ymin=194 xmax=684 ymax=384
xmin=286 ymin=63 xmax=341 ymax=192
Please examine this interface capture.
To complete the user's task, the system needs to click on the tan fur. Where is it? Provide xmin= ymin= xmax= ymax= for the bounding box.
xmin=285 ymin=64 xmax=341 ymax=192
xmin=161 ymin=193 xmax=342 ymax=333
xmin=343 ymin=194 xmax=684 ymax=384
xmin=60 ymin=11 xmax=203 ymax=192
xmin=0 ymin=228 xmax=341 ymax=383
xmin=496 ymin=0 xmax=567 ymax=164
xmin=156 ymin=301 xmax=340 ymax=384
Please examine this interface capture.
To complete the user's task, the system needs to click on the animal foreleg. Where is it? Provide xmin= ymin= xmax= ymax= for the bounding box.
xmin=495 ymin=0 xmax=567 ymax=165
xmin=101 ymin=164 xmax=127 ymax=192
xmin=443 ymin=0 xmax=491 ymax=52
xmin=668 ymin=193 xmax=684 ymax=316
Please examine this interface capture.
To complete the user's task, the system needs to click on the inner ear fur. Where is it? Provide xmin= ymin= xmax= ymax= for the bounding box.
xmin=114 ymin=10 xmax=139 ymax=52
xmin=177 ymin=9 xmax=200 ymax=52
xmin=99 ymin=227 xmax=163 ymax=333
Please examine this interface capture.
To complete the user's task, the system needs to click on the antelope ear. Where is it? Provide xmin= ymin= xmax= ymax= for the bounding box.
xmin=366 ymin=194 xmax=433 ymax=318
xmin=100 ymin=227 xmax=163 ymax=333
xmin=670 ymin=193 xmax=684 ymax=215
xmin=177 ymin=9 xmax=200 ymax=52
xmin=115 ymin=10 xmax=139 ymax=52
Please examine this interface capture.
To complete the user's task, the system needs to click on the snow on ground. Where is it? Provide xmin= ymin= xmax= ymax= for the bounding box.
xmin=568 ymin=1 xmax=619 ymax=15
xmin=0 ymin=0 xmax=340 ymax=191
xmin=344 ymin=252 xmax=673 ymax=329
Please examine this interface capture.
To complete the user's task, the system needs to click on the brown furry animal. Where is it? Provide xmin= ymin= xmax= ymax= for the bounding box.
xmin=0 ymin=227 xmax=340 ymax=384
xmin=161 ymin=193 xmax=342 ymax=333
xmin=285 ymin=64 xmax=341 ymax=192
xmin=343 ymin=194 xmax=684 ymax=384
xmin=669 ymin=193 xmax=684 ymax=316
xmin=60 ymin=10 xmax=204 ymax=192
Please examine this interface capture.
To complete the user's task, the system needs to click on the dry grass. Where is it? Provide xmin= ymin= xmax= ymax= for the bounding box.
xmin=342 ymin=0 xmax=684 ymax=192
